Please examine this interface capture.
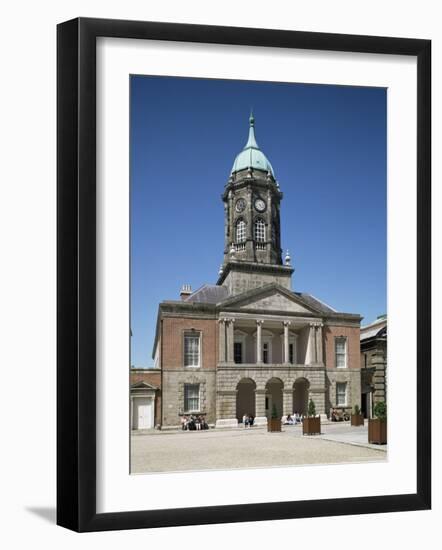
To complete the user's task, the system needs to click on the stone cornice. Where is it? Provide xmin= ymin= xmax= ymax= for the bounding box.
xmin=217 ymin=261 xmax=293 ymax=286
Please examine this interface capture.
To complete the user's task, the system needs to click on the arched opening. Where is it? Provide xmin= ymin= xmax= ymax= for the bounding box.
xmin=265 ymin=378 xmax=284 ymax=420
xmin=293 ymin=378 xmax=310 ymax=416
xmin=236 ymin=378 xmax=256 ymax=422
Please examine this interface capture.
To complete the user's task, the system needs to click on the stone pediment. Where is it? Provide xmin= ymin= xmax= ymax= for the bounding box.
xmin=131 ymin=381 xmax=158 ymax=391
xmin=239 ymin=292 xmax=312 ymax=313
xmin=220 ymin=284 xmax=320 ymax=314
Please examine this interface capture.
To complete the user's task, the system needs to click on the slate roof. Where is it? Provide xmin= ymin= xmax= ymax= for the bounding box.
xmin=360 ymin=317 xmax=387 ymax=341
xmin=184 ymin=284 xmax=229 ymax=304
xmin=294 ymin=292 xmax=337 ymax=314
xmin=185 ymin=283 xmax=338 ymax=315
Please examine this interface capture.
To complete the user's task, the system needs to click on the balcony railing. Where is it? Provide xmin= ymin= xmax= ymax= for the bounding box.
xmin=218 ymin=362 xmax=308 ymax=368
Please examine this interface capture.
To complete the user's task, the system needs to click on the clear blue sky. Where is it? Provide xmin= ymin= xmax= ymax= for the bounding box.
xmin=130 ymin=76 xmax=386 ymax=368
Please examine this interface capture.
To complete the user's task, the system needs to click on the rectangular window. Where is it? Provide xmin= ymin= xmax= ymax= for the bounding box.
xmin=262 ymin=342 xmax=269 ymax=364
xmin=184 ymin=384 xmax=200 ymax=412
xmin=335 ymin=337 xmax=347 ymax=368
xmin=234 ymin=342 xmax=243 ymax=364
xmin=184 ymin=332 xmax=200 ymax=367
xmin=336 ymin=382 xmax=347 ymax=406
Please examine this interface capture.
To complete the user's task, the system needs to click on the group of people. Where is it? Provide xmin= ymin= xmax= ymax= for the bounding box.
xmin=180 ymin=414 xmax=209 ymax=431
xmin=284 ymin=413 xmax=303 ymax=425
xmin=242 ymin=414 xmax=255 ymax=428
xmin=330 ymin=408 xmax=350 ymax=422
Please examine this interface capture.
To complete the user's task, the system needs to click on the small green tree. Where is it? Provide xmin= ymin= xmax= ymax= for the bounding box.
xmin=271 ymin=403 xmax=279 ymax=419
xmin=308 ymin=399 xmax=316 ymax=417
xmin=354 ymin=404 xmax=361 ymax=416
xmin=373 ymin=401 xmax=387 ymax=421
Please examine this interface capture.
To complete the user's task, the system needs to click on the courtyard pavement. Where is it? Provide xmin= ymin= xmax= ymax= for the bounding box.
xmin=131 ymin=422 xmax=387 ymax=474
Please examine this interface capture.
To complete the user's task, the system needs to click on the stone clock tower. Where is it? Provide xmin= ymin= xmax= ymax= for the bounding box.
xmin=217 ymin=114 xmax=294 ymax=296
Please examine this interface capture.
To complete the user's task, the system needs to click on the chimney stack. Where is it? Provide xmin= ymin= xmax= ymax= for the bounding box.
xmin=180 ymin=284 xmax=192 ymax=301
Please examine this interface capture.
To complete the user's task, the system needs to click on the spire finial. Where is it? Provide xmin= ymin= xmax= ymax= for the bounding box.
xmin=285 ymin=249 xmax=291 ymax=266
xmin=244 ymin=110 xmax=258 ymax=149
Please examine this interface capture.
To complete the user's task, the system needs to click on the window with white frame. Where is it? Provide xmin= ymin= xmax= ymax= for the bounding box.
xmin=236 ymin=219 xmax=246 ymax=243
xmin=184 ymin=384 xmax=200 ymax=412
xmin=254 ymin=219 xmax=266 ymax=242
xmin=335 ymin=337 xmax=347 ymax=368
xmin=184 ymin=332 xmax=200 ymax=367
xmin=336 ymin=382 xmax=347 ymax=406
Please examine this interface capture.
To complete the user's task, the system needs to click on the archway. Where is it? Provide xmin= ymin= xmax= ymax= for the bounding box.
xmin=293 ymin=378 xmax=310 ymax=416
xmin=236 ymin=378 xmax=256 ymax=422
xmin=265 ymin=378 xmax=284 ymax=420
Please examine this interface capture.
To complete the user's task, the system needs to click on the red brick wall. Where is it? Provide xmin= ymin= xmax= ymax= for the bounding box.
xmin=162 ymin=317 xmax=218 ymax=370
xmin=130 ymin=370 xmax=161 ymax=386
xmin=324 ymin=325 xmax=360 ymax=369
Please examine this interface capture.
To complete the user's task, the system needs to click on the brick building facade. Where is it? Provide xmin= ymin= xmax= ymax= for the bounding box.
xmin=147 ymin=114 xmax=362 ymax=429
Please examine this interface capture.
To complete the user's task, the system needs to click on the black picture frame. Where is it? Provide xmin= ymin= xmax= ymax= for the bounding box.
xmin=57 ymin=17 xmax=431 ymax=532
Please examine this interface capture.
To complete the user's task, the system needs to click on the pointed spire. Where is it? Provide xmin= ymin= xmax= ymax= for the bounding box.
xmin=244 ymin=110 xmax=259 ymax=150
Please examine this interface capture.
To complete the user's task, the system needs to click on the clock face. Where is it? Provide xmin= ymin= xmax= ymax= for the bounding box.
xmin=254 ymin=199 xmax=266 ymax=212
xmin=235 ymin=198 xmax=246 ymax=213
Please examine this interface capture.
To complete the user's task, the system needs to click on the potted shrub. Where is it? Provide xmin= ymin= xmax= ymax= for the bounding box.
xmin=368 ymin=401 xmax=387 ymax=444
xmin=302 ymin=399 xmax=321 ymax=435
xmin=351 ymin=404 xmax=364 ymax=426
xmin=268 ymin=403 xmax=282 ymax=432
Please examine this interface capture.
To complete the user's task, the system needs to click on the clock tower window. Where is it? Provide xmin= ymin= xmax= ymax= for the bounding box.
xmin=236 ymin=219 xmax=246 ymax=243
xmin=254 ymin=219 xmax=266 ymax=242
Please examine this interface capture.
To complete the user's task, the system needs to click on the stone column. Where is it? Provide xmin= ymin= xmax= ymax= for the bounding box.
xmin=283 ymin=388 xmax=293 ymax=416
xmin=256 ymin=320 xmax=263 ymax=364
xmin=309 ymin=388 xmax=326 ymax=416
xmin=218 ymin=318 xmax=226 ymax=363
xmin=254 ymin=389 xmax=268 ymax=426
xmin=283 ymin=321 xmax=291 ymax=364
xmin=215 ymin=390 xmax=239 ymax=428
xmin=228 ymin=190 xmax=233 ymax=245
xmin=224 ymin=203 xmax=229 ymax=251
xmin=267 ymin=189 xmax=272 ymax=263
xmin=316 ymin=323 xmax=324 ymax=365
xmin=307 ymin=323 xmax=317 ymax=364
xmin=226 ymin=319 xmax=235 ymax=363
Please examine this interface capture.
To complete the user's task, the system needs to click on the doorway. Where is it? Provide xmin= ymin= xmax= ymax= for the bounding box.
xmin=293 ymin=378 xmax=309 ymax=416
xmin=236 ymin=378 xmax=256 ymax=421
xmin=133 ymin=396 xmax=154 ymax=429
xmin=265 ymin=378 xmax=283 ymax=419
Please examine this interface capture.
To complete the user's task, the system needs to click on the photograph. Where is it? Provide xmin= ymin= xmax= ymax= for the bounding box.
xmin=129 ymin=75 xmax=388 ymax=474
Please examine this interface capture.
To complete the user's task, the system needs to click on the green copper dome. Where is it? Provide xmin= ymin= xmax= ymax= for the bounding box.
xmin=231 ymin=114 xmax=275 ymax=176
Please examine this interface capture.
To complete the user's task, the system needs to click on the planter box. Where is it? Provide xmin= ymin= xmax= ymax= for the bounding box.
xmin=268 ymin=419 xmax=282 ymax=432
xmin=302 ymin=416 xmax=321 ymax=435
xmin=368 ymin=418 xmax=387 ymax=444
xmin=351 ymin=414 xmax=364 ymax=427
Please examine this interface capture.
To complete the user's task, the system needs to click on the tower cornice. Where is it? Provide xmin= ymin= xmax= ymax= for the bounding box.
xmin=216 ymin=260 xmax=294 ymax=286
